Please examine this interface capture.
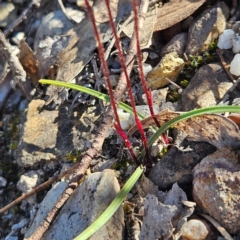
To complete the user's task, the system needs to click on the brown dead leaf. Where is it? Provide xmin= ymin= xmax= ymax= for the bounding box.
xmin=154 ymin=0 xmax=206 ymax=32
xmin=123 ymin=0 xmax=205 ymax=40
xmin=123 ymin=0 xmax=205 ymax=47
xmin=93 ymin=0 xmax=119 ymax=23
xmin=228 ymin=114 xmax=240 ymax=129
xmin=18 ymin=39 xmax=40 ymax=87
xmin=128 ymin=110 xmax=240 ymax=149
xmin=128 ymin=109 xmax=179 ymax=136
xmin=46 ymin=0 xmax=122 ymax=104
xmin=123 ymin=7 xmax=157 ymax=47
xmin=45 ymin=18 xmax=109 ymax=104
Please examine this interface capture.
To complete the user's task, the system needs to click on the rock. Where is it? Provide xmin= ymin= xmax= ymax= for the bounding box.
xmin=15 ymin=99 xmax=101 ymax=166
xmin=185 ymin=2 xmax=229 ymax=56
xmin=0 ymin=2 xmax=17 ymax=27
xmin=0 ymin=176 xmax=7 ymax=187
xmin=139 ymin=183 xmax=195 ymax=240
xmin=11 ymin=31 xmax=25 ymax=45
xmin=17 ymin=171 xmax=40 ymax=205
xmin=38 ymin=169 xmax=124 ymax=240
xmin=25 ymin=181 xmax=68 ymax=238
xmin=232 ymin=34 xmax=240 ymax=53
xmin=142 ymin=62 xmax=153 ymax=76
xmin=148 ymin=139 xmax=216 ymax=190
xmin=128 ymin=105 xmax=160 ymax=126
xmin=6 ymin=218 xmax=28 ymax=240
xmin=163 ymin=22 xmax=182 ymax=42
xmin=139 ymin=194 xmax=178 ymax=240
xmin=180 ymin=219 xmax=210 ymax=240
xmin=217 ymin=29 xmax=235 ymax=49
xmin=142 ymin=88 xmax=168 ymax=107
xmin=161 ymin=33 xmax=187 ymax=58
xmin=193 ymin=150 xmax=240 ymax=235
xmin=146 ymin=52 xmax=185 ymax=89
xmin=232 ymin=21 xmax=240 ymax=33
xmin=230 ymin=53 xmax=240 ymax=76
xmin=181 ymin=63 xmax=233 ymax=111
xmin=117 ymin=108 xmax=131 ymax=130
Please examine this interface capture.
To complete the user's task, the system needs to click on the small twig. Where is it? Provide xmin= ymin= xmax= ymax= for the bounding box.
xmin=4 ymin=0 xmax=41 ymax=37
xmin=218 ymin=77 xmax=240 ymax=105
xmin=165 ymin=77 xmax=183 ymax=90
xmin=200 ymin=214 xmax=233 ymax=240
xmin=91 ymin=57 xmax=105 ymax=112
xmin=0 ymin=30 xmax=32 ymax=100
xmin=230 ymin=0 xmax=237 ymax=16
xmin=228 ymin=0 xmax=240 ymax=27
xmin=57 ymin=0 xmax=77 ymax=24
xmin=216 ymin=48 xmax=235 ymax=83
xmin=0 ymin=61 xmax=9 ymax=84
xmin=0 ymin=160 xmax=83 ymax=215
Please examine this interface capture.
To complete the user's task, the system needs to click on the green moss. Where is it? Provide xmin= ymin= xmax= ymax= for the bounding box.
xmin=167 ymin=88 xmax=181 ymax=102
xmin=66 ymin=150 xmax=81 ymax=163
xmin=159 ymin=147 xmax=168 ymax=157
xmin=176 ymin=41 xmax=218 ymax=91
xmin=9 ymin=141 xmax=17 ymax=150
xmin=180 ymin=79 xmax=189 ymax=88
xmin=112 ymin=159 xmax=129 ymax=171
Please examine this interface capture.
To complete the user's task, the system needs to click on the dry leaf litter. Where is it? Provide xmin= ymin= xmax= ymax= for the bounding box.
xmin=0 ymin=0 xmax=240 ymax=239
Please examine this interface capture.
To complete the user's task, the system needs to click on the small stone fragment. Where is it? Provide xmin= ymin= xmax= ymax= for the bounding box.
xmin=193 ymin=150 xmax=240 ymax=235
xmin=24 ymin=181 xmax=68 ymax=238
xmin=142 ymin=88 xmax=168 ymax=107
xmin=217 ymin=29 xmax=235 ymax=49
xmin=128 ymin=105 xmax=159 ymax=126
xmin=230 ymin=54 xmax=240 ymax=76
xmin=161 ymin=33 xmax=187 ymax=58
xmin=148 ymin=139 xmax=216 ymax=189
xmin=146 ymin=52 xmax=185 ymax=89
xmin=139 ymin=194 xmax=177 ymax=240
xmin=117 ymin=108 xmax=131 ymax=130
xmin=0 ymin=176 xmax=7 ymax=187
xmin=232 ymin=35 xmax=240 ymax=53
xmin=17 ymin=171 xmax=40 ymax=204
xmin=185 ymin=2 xmax=229 ymax=56
xmin=181 ymin=63 xmax=232 ymax=111
xmin=15 ymin=99 xmax=101 ymax=166
xmin=0 ymin=2 xmax=17 ymax=27
xmin=180 ymin=219 xmax=210 ymax=240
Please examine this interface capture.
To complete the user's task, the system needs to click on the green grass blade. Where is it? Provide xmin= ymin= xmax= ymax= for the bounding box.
xmin=39 ymin=79 xmax=145 ymax=119
xmin=74 ymin=166 xmax=144 ymax=240
xmin=140 ymin=105 xmax=240 ymax=158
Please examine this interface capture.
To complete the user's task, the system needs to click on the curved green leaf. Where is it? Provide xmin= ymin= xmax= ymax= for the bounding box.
xmin=140 ymin=105 xmax=240 ymax=158
xmin=39 ymin=79 xmax=144 ymax=119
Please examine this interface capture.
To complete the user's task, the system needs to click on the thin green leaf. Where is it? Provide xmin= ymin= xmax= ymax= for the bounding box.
xmin=140 ymin=105 xmax=240 ymax=158
xmin=39 ymin=79 xmax=144 ymax=119
xmin=74 ymin=166 xmax=144 ymax=240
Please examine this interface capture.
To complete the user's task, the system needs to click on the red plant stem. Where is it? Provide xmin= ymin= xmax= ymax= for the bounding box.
xmin=84 ymin=0 xmax=140 ymax=165
xmin=105 ymin=0 xmax=150 ymax=163
xmin=132 ymin=0 xmax=169 ymax=145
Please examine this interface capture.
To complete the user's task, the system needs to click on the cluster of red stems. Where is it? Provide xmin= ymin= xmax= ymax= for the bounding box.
xmin=85 ymin=0 xmax=168 ymax=165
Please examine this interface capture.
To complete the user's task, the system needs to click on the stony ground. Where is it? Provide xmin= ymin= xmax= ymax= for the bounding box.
xmin=0 ymin=0 xmax=240 ymax=239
